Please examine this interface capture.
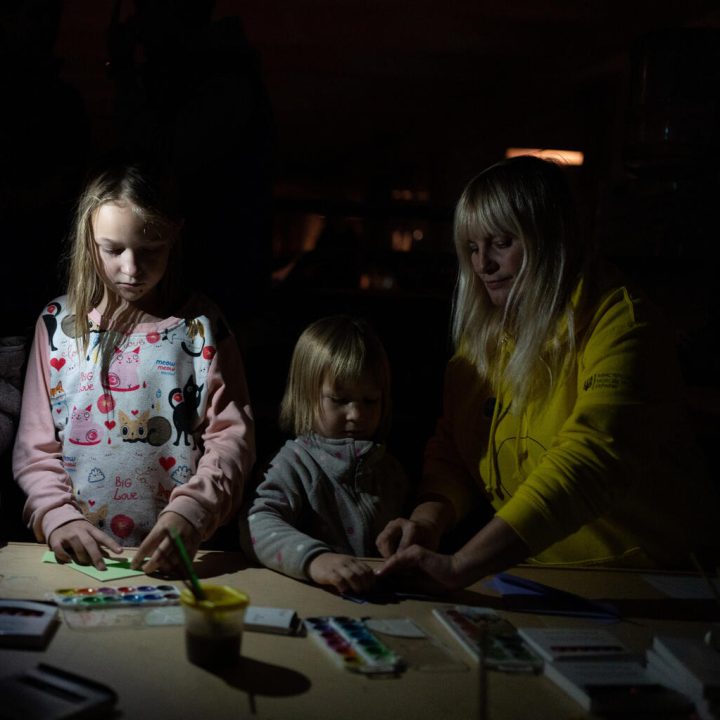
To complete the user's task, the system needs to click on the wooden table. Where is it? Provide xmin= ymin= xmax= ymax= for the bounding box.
xmin=1 ymin=542 xmax=715 ymax=719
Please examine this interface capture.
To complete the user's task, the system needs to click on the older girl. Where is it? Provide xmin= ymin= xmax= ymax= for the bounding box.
xmin=13 ymin=159 xmax=255 ymax=573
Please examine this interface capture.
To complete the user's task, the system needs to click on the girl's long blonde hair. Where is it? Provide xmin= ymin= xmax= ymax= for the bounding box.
xmin=452 ymin=155 xmax=587 ymax=408
xmin=66 ymin=159 xmax=184 ymax=353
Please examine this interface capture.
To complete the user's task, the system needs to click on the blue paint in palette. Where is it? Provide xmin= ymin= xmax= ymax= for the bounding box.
xmin=53 ymin=585 xmax=181 ymax=610
xmin=304 ymin=616 xmax=405 ymax=675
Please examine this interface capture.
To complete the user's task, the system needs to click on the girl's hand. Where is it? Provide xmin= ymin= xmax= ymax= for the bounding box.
xmin=49 ymin=519 xmax=124 ymax=571
xmin=375 ymin=545 xmax=467 ymax=593
xmin=375 ymin=517 xmax=442 ymax=558
xmin=307 ymin=553 xmax=376 ymax=595
xmin=132 ymin=511 xmax=201 ymax=574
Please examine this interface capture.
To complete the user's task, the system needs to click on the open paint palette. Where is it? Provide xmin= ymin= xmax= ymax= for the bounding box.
xmin=51 ymin=585 xmax=183 ymax=629
xmin=53 ymin=585 xmax=181 ymax=609
xmin=304 ymin=616 xmax=405 ymax=675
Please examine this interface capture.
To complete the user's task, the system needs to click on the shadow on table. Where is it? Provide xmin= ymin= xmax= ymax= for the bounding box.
xmin=212 ymin=656 xmax=311 ymax=713
xmin=193 ymin=551 xmax=249 ymax=578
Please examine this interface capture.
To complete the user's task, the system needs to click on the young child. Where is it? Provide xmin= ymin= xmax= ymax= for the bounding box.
xmin=244 ymin=315 xmax=407 ymax=595
xmin=12 ymin=159 xmax=255 ymax=573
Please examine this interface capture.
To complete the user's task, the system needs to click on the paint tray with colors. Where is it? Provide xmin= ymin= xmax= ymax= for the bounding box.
xmin=304 ymin=616 xmax=406 ymax=675
xmin=53 ymin=585 xmax=181 ymax=610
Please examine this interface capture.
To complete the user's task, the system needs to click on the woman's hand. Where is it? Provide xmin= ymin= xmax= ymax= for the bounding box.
xmin=377 ymin=517 xmax=530 ymax=594
xmin=307 ymin=553 xmax=376 ymax=595
xmin=132 ymin=511 xmax=201 ymax=575
xmin=49 ymin=519 xmax=124 ymax=571
xmin=376 ymin=497 xmax=455 ymax=557
xmin=375 ymin=545 xmax=468 ymax=593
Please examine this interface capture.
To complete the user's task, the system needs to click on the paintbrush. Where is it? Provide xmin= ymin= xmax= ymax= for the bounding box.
xmin=166 ymin=528 xmax=206 ymax=600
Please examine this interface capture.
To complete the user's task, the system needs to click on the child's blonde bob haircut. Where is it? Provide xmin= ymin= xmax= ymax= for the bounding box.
xmin=280 ymin=315 xmax=392 ymax=440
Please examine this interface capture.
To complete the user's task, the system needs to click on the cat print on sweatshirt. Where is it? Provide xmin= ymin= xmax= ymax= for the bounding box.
xmin=42 ymin=301 xmax=62 ymax=351
xmin=117 ymin=410 xmax=171 ymax=447
xmin=169 ymin=375 xmax=203 ymax=448
xmin=49 ymin=380 xmax=69 ymax=427
xmin=77 ymin=498 xmax=109 ymax=529
xmin=104 ymin=346 xmax=141 ymax=392
xmin=67 ymin=404 xmax=103 ymax=446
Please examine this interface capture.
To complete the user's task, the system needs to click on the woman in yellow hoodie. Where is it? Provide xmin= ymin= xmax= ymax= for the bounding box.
xmin=377 ymin=155 xmax=718 ymax=590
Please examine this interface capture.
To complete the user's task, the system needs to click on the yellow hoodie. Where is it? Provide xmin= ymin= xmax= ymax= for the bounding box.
xmin=422 ymin=276 xmax=717 ymax=568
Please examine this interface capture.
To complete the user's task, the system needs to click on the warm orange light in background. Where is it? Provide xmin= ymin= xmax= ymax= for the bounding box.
xmin=390 ymin=188 xmax=431 ymax=202
xmin=392 ymin=229 xmax=413 ymax=252
xmin=505 ymin=148 xmax=584 ymax=166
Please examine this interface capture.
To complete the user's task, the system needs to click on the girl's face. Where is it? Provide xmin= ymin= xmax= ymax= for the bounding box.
xmin=468 ymin=233 xmax=525 ymax=306
xmin=314 ymin=372 xmax=382 ymax=440
xmin=92 ymin=201 xmax=173 ymax=314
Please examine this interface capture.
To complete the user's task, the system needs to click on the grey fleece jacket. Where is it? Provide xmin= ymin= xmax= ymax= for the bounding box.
xmin=246 ymin=434 xmax=408 ymax=580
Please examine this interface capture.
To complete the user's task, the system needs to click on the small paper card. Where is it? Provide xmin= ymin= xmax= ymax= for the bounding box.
xmin=244 ymin=606 xmax=303 ymax=635
xmin=42 ymin=551 xmax=146 ymax=581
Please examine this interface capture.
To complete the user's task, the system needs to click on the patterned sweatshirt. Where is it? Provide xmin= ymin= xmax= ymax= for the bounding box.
xmin=13 ymin=293 xmax=255 ymax=546
xmin=246 ymin=434 xmax=408 ymax=580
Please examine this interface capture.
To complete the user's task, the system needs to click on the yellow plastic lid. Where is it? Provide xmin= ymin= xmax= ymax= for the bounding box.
xmin=179 ymin=585 xmax=249 ymax=610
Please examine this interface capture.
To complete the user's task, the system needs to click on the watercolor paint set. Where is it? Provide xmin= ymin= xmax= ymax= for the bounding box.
xmin=52 ymin=585 xmax=182 ymax=609
xmin=433 ymin=605 xmax=542 ymax=673
xmin=50 ymin=585 xmax=184 ymax=630
xmin=304 ymin=616 xmax=406 ymax=675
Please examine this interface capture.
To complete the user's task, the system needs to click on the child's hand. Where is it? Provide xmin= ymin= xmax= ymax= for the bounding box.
xmin=132 ymin=511 xmax=201 ymax=574
xmin=48 ymin=519 xmax=124 ymax=571
xmin=307 ymin=553 xmax=376 ymax=595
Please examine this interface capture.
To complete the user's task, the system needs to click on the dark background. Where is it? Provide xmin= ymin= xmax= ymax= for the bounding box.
xmin=1 ymin=1 xmax=719 ymax=543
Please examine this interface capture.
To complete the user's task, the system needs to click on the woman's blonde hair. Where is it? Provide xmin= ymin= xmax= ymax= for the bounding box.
xmin=452 ymin=155 xmax=586 ymax=408
xmin=66 ymin=158 xmax=184 ymax=353
xmin=280 ymin=315 xmax=392 ymax=439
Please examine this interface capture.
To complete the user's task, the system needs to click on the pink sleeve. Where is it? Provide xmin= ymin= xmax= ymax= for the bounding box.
xmin=12 ymin=317 xmax=85 ymax=541
xmin=161 ymin=331 xmax=255 ymax=539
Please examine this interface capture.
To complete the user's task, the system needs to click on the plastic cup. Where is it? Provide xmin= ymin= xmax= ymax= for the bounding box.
xmin=179 ymin=585 xmax=249 ymax=668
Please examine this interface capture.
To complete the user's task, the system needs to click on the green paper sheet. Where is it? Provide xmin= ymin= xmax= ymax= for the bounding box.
xmin=42 ymin=551 xmax=146 ymax=581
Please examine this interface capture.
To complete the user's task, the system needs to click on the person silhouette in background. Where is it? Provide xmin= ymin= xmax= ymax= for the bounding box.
xmin=278 ymin=215 xmax=364 ymax=293
xmin=0 ymin=0 xmax=91 ymax=543
xmin=105 ymin=0 xmax=276 ymax=327
xmin=0 ymin=0 xmax=91 ymax=338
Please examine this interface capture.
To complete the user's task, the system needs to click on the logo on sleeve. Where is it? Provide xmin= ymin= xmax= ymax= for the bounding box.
xmin=583 ymin=373 xmax=633 ymax=392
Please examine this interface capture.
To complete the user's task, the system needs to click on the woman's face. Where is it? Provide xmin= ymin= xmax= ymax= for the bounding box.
xmin=468 ymin=234 xmax=525 ymax=306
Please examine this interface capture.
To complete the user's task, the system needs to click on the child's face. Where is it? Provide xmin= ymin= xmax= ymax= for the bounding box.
xmin=92 ymin=201 xmax=173 ymax=314
xmin=314 ymin=373 xmax=382 ymax=440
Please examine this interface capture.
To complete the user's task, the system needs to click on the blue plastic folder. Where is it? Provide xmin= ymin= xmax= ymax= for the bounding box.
xmin=486 ymin=572 xmax=620 ymax=620
xmin=42 ymin=551 xmax=146 ymax=581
